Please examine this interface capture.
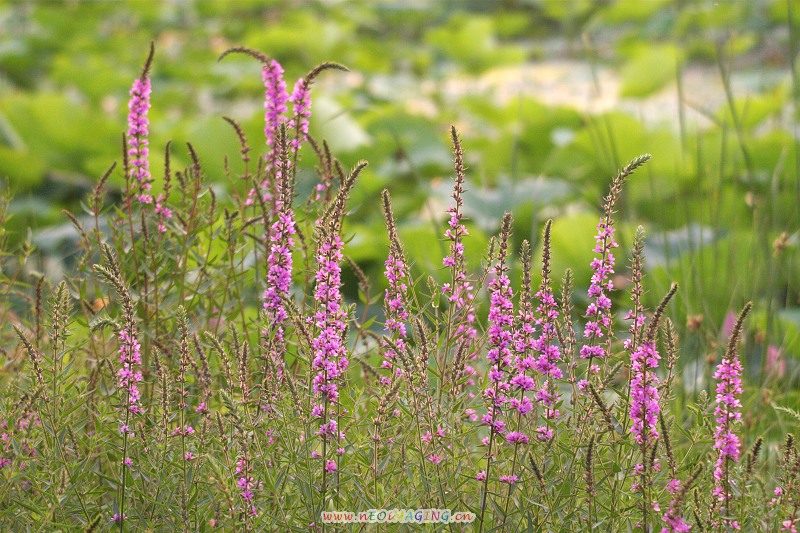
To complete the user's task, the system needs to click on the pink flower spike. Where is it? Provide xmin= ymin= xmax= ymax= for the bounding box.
xmin=127 ymin=46 xmax=154 ymax=205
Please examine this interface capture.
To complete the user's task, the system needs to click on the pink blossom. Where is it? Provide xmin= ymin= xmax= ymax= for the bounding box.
xmin=127 ymin=73 xmax=152 ymax=204
xmin=580 ymin=221 xmax=618 ymax=360
xmin=288 ymin=78 xmax=311 ymax=153
xmin=630 ymin=341 xmax=661 ymax=446
xmin=712 ymin=347 xmax=743 ymax=499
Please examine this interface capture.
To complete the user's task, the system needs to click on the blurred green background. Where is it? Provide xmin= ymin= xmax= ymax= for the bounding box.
xmin=1 ymin=0 xmax=798 ymax=392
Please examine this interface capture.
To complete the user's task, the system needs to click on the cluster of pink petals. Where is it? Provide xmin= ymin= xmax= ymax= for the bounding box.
xmin=442 ymin=206 xmax=478 ymax=376
xmin=629 ymin=341 xmax=661 ymax=446
xmin=580 ymin=220 xmax=617 ymax=361
xmin=712 ymin=348 xmax=743 ymax=500
xmin=154 ymin=193 xmax=172 ymax=233
xmin=263 ymin=60 xmax=288 ymax=166
xmin=127 ymin=59 xmax=172 ymax=231
xmin=288 ymin=78 xmax=311 ymax=153
xmin=532 ymin=274 xmax=562 ymax=423
xmin=263 ymin=209 xmax=296 ymax=347
xmin=483 ymin=263 xmax=514 ymax=437
xmin=660 ymin=478 xmax=691 ymax=532
xmin=127 ymin=76 xmax=152 ymax=205
xmin=245 ymin=60 xmax=289 ymax=207
xmin=235 ymin=457 xmax=259 ymax=516
xmin=310 ymin=233 xmax=348 ymax=440
xmin=380 ymin=252 xmax=409 ymax=386
xmin=117 ymin=327 xmax=143 ymax=417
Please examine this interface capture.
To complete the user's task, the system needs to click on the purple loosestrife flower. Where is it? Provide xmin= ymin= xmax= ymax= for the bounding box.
xmin=117 ymin=326 xmax=144 ymax=417
xmin=579 ymin=218 xmax=617 ymax=362
xmin=236 ymin=456 xmax=259 ymax=517
xmin=627 ymin=283 xmax=676 ymax=528
xmin=629 ymin=341 xmax=660 ymax=447
xmin=262 ymin=143 xmax=296 ymax=355
xmin=263 ymin=60 xmax=288 ymax=165
xmin=484 ymin=214 xmax=514 ymax=436
xmin=311 ymin=231 xmax=348 ymax=432
xmin=660 ymin=467 xmax=701 ymax=533
xmin=507 ymin=239 xmax=537 ymax=446
xmin=288 ymin=78 xmax=311 ymax=153
xmin=661 ymin=480 xmax=692 ymax=533
xmin=263 ymin=209 xmax=295 ymax=340
xmin=127 ymin=45 xmax=155 ymax=205
xmin=379 ymin=191 xmax=410 ymax=387
xmin=444 ymin=127 xmax=478 ymax=389
xmin=244 ymin=59 xmax=288 ymax=208
xmin=380 ymin=251 xmax=408 ymax=379
xmin=712 ymin=351 xmax=743 ymax=492
xmin=711 ymin=304 xmax=752 ymax=506
xmin=579 ymin=155 xmax=651 ymax=367
xmin=309 ymin=162 xmax=364 ymax=470
xmin=532 ymin=221 xmax=561 ymax=424
xmin=154 ymin=194 xmax=172 ymax=233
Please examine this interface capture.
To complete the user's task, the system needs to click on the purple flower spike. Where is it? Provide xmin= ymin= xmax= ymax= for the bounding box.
xmin=712 ymin=345 xmax=744 ymax=494
xmin=127 ymin=46 xmax=154 ymax=204
xmin=263 ymin=60 xmax=289 ymax=166
xmin=710 ymin=303 xmax=751 ymax=526
xmin=483 ymin=213 xmax=514 ymax=437
xmin=263 ymin=209 xmax=296 ymax=346
xmin=311 ymin=231 xmax=348 ymax=439
xmin=288 ymin=78 xmax=311 ymax=153
xmin=117 ymin=326 xmax=144 ymax=416
xmin=629 ymin=341 xmax=661 ymax=446
xmin=579 ymin=219 xmax=617 ymax=361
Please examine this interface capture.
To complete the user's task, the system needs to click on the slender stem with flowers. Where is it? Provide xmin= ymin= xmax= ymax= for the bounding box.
xmin=629 ymin=283 xmax=677 ymax=531
xmin=579 ymin=154 xmax=650 ymax=381
xmin=443 ymin=127 xmax=479 ymax=399
xmin=93 ymin=244 xmax=144 ymax=529
xmin=311 ymin=162 xmax=365 ymax=519
xmin=712 ymin=302 xmax=752 ymax=530
xmin=479 ymin=213 xmax=514 ymax=531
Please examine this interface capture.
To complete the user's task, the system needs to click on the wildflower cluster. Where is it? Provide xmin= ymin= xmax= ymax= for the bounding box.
xmin=712 ymin=303 xmax=752 ymax=512
xmin=531 ymin=220 xmax=561 ymax=427
xmin=262 ymin=137 xmax=295 ymax=351
xmin=483 ymin=213 xmax=515 ymax=439
xmin=379 ymin=190 xmax=410 ymax=387
xmin=443 ymin=127 xmax=478 ymax=387
xmin=5 ymin=44 xmax=792 ymax=533
xmin=580 ymin=155 xmax=649 ymax=366
xmin=127 ymin=45 xmax=154 ymax=205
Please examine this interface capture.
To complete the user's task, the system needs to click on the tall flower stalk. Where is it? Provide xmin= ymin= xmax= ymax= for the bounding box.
xmin=712 ymin=302 xmax=752 ymax=529
xmin=629 ymin=283 xmax=677 ymax=531
xmin=311 ymin=162 xmax=366 ymax=513
xmin=379 ymin=190 xmax=410 ymax=388
xmin=479 ymin=212 xmax=514 ymax=532
xmin=580 ymin=154 xmax=650 ymax=377
xmin=443 ymin=126 xmax=478 ymax=390
xmin=262 ymin=129 xmax=295 ymax=400
xmin=532 ymin=219 xmax=561 ymax=436
xmin=127 ymin=43 xmax=155 ymax=206
xmin=93 ymin=244 xmax=144 ymax=528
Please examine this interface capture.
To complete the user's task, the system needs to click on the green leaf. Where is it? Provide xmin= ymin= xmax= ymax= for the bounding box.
xmin=620 ymin=44 xmax=683 ymax=98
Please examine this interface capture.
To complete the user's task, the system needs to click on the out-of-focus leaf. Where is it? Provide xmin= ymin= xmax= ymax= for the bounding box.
xmin=620 ymin=44 xmax=683 ymax=98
